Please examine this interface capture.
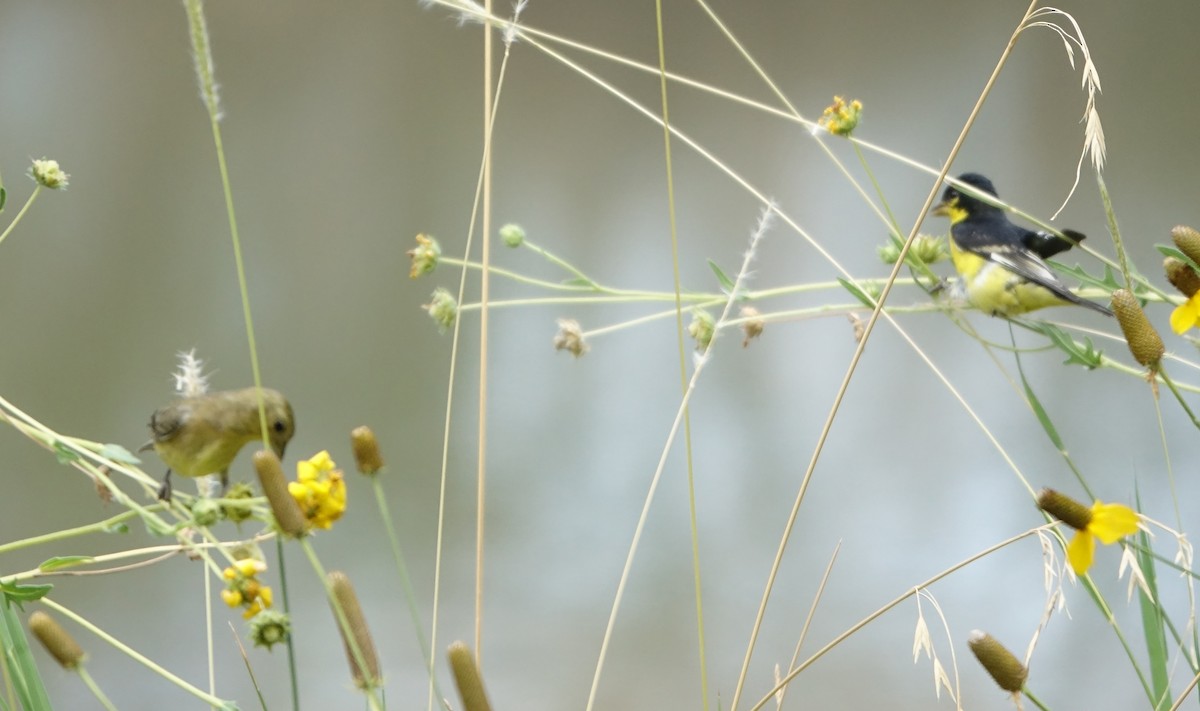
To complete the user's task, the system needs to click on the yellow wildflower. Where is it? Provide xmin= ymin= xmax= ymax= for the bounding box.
xmin=818 ymin=96 xmax=863 ymax=137
xmin=1037 ymin=489 xmax=1139 ymax=575
xmin=221 ymin=558 xmax=274 ymax=619
xmin=1171 ymin=292 xmax=1200 ymax=334
xmin=289 ymin=451 xmax=347 ymax=529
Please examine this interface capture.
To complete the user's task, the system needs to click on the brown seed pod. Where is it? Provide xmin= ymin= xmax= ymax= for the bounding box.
xmin=1164 ymin=257 xmax=1200 ymax=298
xmin=253 ymin=450 xmax=308 ymax=538
xmin=29 ymin=611 xmax=84 ymax=670
xmin=1172 ymin=225 xmax=1200 ymax=267
xmin=1111 ymin=289 xmax=1164 ymax=369
xmin=968 ymin=631 xmax=1028 ymax=693
xmin=328 ymin=571 xmax=381 ymax=690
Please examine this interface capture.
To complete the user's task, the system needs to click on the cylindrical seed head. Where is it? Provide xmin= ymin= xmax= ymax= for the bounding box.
xmin=968 ymin=630 xmax=1028 ymax=693
xmin=1164 ymin=257 xmax=1200 ymax=298
xmin=29 ymin=611 xmax=84 ymax=670
xmin=1172 ymin=225 xmax=1200 ymax=267
xmin=1111 ymin=289 xmax=1164 ymax=369
xmin=328 ymin=571 xmax=381 ymax=690
xmin=448 ymin=641 xmax=494 ymax=711
xmin=1037 ymin=488 xmax=1093 ymax=532
xmin=253 ymin=450 xmax=308 ymax=538
xmin=350 ymin=426 xmax=385 ymax=476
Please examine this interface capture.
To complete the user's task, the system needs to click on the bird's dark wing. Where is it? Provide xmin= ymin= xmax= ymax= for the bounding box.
xmin=1022 ymin=228 xmax=1086 ymax=259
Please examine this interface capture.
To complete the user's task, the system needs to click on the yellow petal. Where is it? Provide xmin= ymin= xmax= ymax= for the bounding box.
xmin=1170 ymin=298 xmax=1200 ymax=334
xmin=1067 ymin=530 xmax=1095 ymax=575
xmin=221 ymin=589 xmax=243 ymax=608
xmin=1088 ymin=501 xmax=1139 ymax=544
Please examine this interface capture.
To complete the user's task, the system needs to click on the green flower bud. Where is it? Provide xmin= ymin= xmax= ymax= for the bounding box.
xmin=248 ymin=609 xmax=291 ymax=650
xmin=425 ymin=288 xmax=458 ymax=332
xmin=688 ymin=308 xmax=715 ymax=352
xmin=499 ymin=223 xmax=526 ymax=248
xmin=29 ymin=159 xmax=69 ymax=189
xmin=220 ymin=482 xmax=256 ymax=524
xmin=407 ymin=234 xmax=441 ymax=278
xmin=191 ymin=497 xmax=221 ymax=527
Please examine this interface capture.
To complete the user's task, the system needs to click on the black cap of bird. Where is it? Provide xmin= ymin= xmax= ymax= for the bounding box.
xmin=142 ymin=387 xmax=295 ymax=501
xmin=930 ymin=172 xmax=1113 ymax=317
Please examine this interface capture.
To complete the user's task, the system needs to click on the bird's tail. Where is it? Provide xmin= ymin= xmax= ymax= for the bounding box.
xmin=1067 ymin=291 xmax=1114 ymax=317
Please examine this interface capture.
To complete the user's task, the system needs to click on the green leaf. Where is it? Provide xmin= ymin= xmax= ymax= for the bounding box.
xmin=0 ymin=187 xmax=6 ymax=212
xmin=1131 ymin=488 xmax=1170 ymax=710
xmin=561 ymin=277 xmax=594 ymax=288
xmin=104 ymin=521 xmax=130 ymax=534
xmin=837 ymin=277 xmax=878 ymax=308
xmin=0 ymin=582 xmax=53 ymax=607
xmin=38 ymin=556 xmax=94 ymax=573
xmin=1157 ymin=244 xmax=1200 ymax=274
xmin=1020 ymin=376 xmax=1064 ymax=451
xmin=707 ymin=259 xmax=736 ymax=294
xmin=0 ymin=594 xmax=52 ymax=710
xmin=1025 ymin=321 xmax=1104 ymax=369
xmin=1051 ymin=261 xmax=1123 ymax=291
xmin=52 ymin=441 xmax=79 ymax=465
xmin=99 ymin=443 xmax=140 ymax=465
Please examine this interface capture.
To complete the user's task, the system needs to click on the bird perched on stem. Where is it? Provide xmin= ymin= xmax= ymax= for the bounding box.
xmin=931 ymin=172 xmax=1112 ymax=317
xmin=142 ymin=387 xmax=294 ymax=501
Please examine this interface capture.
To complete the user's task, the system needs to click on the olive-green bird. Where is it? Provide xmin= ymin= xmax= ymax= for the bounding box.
xmin=931 ymin=172 xmax=1113 ymax=317
xmin=142 ymin=387 xmax=295 ymax=501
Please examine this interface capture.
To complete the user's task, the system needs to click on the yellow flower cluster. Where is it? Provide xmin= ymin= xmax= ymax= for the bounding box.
xmin=289 ymin=450 xmax=347 ymax=529
xmin=221 ymin=558 xmax=274 ymax=619
xmin=818 ymin=96 xmax=863 ymax=137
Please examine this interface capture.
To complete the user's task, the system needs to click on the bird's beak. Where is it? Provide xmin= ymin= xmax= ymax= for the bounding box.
xmin=930 ymin=200 xmax=951 ymax=217
xmin=272 ymin=441 xmax=288 ymax=460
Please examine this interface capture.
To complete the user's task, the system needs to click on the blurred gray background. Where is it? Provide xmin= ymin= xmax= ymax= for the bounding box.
xmin=1 ymin=1 xmax=1198 ymax=709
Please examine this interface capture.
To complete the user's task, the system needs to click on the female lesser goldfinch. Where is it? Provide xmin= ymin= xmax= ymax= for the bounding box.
xmin=931 ymin=172 xmax=1113 ymax=317
xmin=143 ymin=387 xmax=294 ymax=500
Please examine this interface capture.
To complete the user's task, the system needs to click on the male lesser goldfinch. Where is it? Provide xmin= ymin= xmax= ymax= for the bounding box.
xmin=142 ymin=387 xmax=294 ymax=501
xmin=931 ymin=172 xmax=1113 ymax=317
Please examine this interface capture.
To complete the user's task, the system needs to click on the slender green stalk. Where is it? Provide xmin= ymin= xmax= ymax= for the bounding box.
xmin=183 ymin=0 xmax=271 ymax=449
xmin=651 ymin=1 xmax=709 ymax=707
xmin=39 ymin=598 xmax=235 ymax=709
xmin=371 ymin=476 xmax=444 ymax=702
xmin=76 ymin=667 xmax=118 ymax=711
xmin=274 ymin=536 xmax=301 ymax=711
xmin=300 ymin=544 xmax=383 ymax=711
xmin=0 ymin=187 xmax=41 ymax=247
xmin=748 ymin=527 xmax=1044 ymax=710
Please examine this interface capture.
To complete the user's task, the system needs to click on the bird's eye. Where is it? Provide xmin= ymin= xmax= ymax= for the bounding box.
xmin=273 ymin=420 xmax=287 ymax=433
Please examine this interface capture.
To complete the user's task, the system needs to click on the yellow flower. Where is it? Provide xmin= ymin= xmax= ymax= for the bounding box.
xmin=289 ymin=451 xmax=347 ymax=529
xmin=1066 ymin=501 xmax=1140 ymax=575
xmin=1038 ymin=489 xmax=1139 ymax=575
xmin=818 ymin=96 xmax=863 ymax=137
xmin=221 ymin=558 xmax=274 ymax=618
xmin=1171 ymin=292 xmax=1200 ymax=334
xmin=221 ymin=589 xmax=243 ymax=608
